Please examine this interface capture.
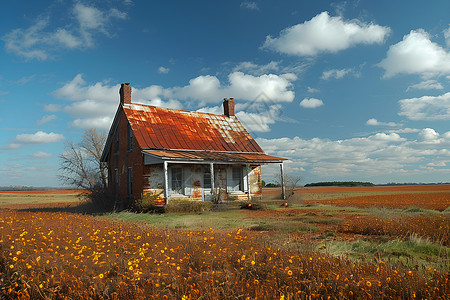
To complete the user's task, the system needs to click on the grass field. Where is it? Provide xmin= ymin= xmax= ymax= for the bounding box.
xmin=0 ymin=186 xmax=448 ymax=299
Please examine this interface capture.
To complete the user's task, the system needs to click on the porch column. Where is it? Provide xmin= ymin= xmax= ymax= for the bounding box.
xmin=246 ymin=164 xmax=251 ymax=201
xmin=210 ymin=163 xmax=215 ymax=201
xmin=280 ymin=162 xmax=286 ymax=200
xmin=163 ymin=161 xmax=169 ymax=205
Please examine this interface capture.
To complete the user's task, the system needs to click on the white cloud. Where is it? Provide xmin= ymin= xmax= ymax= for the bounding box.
xmin=240 ymin=1 xmax=259 ymax=10
xmin=300 ymin=98 xmax=323 ymax=108
xmin=36 ymin=114 xmax=57 ymax=125
xmin=2 ymin=3 xmax=127 ymax=60
xmin=198 ymin=101 xmax=283 ymax=133
xmin=418 ymin=128 xmax=440 ymax=143
xmin=399 ymin=92 xmax=450 ymax=120
xmin=54 ymin=70 xmax=296 ymax=129
xmin=15 ymin=131 xmax=64 ymax=144
xmin=366 ymin=118 xmax=399 ymax=127
xmin=387 ymin=128 xmax=420 ymax=134
xmin=257 ymin=128 xmax=450 ymax=183
xmin=307 ymin=87 xmax=319 ymax=93
xmin=262 ymin=11 xmax=390 ymax=56
xmin=406 ymin=79 xmax=443 ymax=91
xmin=172 ymin=72 xmax=296 ymax=105
xmin=378 ymin=29 xmax=450 ymax=78
xmin=0 ymin=144 xmax=22 ymax=150
xmin=321 ymin=68 xmax=355 ymax=80
xmin=44 ymin=104 xmax=62 ymax=112
xmin=30 ymin=152 xmax=52 ymax=158
xmin=233 ymin=61 xmax=280 ymax=75
xmin=444 ymin=26 xmax=450 ymax=47
xmin=158 ymin=66 xmax=170 ymax=74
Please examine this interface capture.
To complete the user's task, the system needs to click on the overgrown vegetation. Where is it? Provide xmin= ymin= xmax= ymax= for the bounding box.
xmin=1 ymin=210 xmax=448 ymax=299
xmin=1 ymin=185 xmax=448 ymax=298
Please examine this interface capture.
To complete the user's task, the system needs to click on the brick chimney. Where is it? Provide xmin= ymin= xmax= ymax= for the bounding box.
xmin=223 ymin=98 xmax=235 ymax=117
xmin=119 ymin=83 xmax=131 ymax=104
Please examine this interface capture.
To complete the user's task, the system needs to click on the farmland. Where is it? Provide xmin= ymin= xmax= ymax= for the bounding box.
xmin=0 ymin=186 xmax=449 ymax=299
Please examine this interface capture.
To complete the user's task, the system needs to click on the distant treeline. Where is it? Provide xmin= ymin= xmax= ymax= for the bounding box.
xmin=0 ymin=186 xmax=74 ymax=191
xmin=304 ymin=182 xmax=374 ymax=187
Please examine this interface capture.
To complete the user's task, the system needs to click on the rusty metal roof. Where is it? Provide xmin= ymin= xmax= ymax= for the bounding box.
xmin=123 ymin=103 xmax=265 ymax=153
xmin=142 ymin=149 xmax=287 ymax=163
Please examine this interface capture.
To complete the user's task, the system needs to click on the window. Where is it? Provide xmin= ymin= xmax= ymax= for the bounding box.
xmin=203 ymin=169 xmax=211 ymax=189
xmin=231 ymin=167 xmax=242 ymax=191
xmin=128 ymin=167 xmax=133 ymax=198
xmin=171 ymin=167 xmax=183 ymax=194
xmin=128 ymin=123 xmax=133 ymax=151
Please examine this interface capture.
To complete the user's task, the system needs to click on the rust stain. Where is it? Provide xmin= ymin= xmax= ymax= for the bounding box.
xmin=123 ymin=103 xmax=266 ymax=153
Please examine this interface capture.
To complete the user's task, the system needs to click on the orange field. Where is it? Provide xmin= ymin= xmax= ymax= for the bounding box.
xmin=300 ymin=184 xmax=450 ymax=193
xmin=0 ymin=186 xmax=449 ymax=299
xmin=1 ymin=210 xmax=448 ymax=299
xmin=304 ymin=192 xmax=450 ymax=211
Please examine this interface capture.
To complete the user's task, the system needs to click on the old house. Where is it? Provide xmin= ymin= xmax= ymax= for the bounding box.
xmin=101 ymin=83 xmax=287 ymax=208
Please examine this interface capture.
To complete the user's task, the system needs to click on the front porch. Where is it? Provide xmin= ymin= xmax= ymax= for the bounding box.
xmin=142 ymin=149 xmax=286 ymax=205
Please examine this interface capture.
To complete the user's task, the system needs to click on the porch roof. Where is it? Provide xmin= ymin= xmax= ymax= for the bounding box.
xmin=142 ymin=149 xmax=287 ymax=164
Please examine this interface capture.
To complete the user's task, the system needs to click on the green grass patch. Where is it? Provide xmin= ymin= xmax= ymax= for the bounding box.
xmin=320 ymin=235 xmax=449 ymax=271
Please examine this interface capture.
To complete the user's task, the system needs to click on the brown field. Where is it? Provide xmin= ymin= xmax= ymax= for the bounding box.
xmin=0 ymin=189 xmax=85 ymax=195
xmin=304 ymin=192 xmax=450 ymax=211
xmin=0 ymin=190 xmax=83 ymax=210
xmin=0 ymin=186 xmax=448 ymax=299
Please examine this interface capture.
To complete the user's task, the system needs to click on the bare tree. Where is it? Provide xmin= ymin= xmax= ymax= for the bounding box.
xmin=59 ymin=128 xmax=107 ymax=191
xmin=276 ymin=173 xmax=302 ymax=200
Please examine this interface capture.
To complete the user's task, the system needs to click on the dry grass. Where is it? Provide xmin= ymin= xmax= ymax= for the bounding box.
xmin=0 ymin=186 xmax=449 ymax=299
xmin=1 ymin=210 xmax=448 ymax=299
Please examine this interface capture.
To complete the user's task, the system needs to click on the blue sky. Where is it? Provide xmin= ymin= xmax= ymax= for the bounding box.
xmin=1 ymin=0 xmax=449 ymax=186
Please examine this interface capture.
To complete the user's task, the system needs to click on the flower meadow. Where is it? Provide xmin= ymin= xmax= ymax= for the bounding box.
xmin=342 ymin=215 xmax=450 ymax=246
xmin=1 ymin=210 xmax=448 ymax=299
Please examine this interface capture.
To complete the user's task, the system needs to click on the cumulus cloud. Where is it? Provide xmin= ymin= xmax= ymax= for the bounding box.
xmin=299 ymin=98 xmax=323 ymax=108
xmin=240 ymin=1 xmax=259 ymax=10
xmin=406 ymin=79 xmax=443 ymax=91
xmin=257 ymin=128 xmax=450 ymax=183
xmin=307 ymin=87 xmax=319 ymax=93
xmin=198 ymin=101 xmax=283 ymax=133
xmin=172 ymin=72 xmax=296 ymax=105
xmin=2 ymin=3 xmax=127 ymax=60
xmin=378 ymin=29 xmax=450 ymax=78
xmin=366 ymin=118 xmax=399 ymax=127
xmin=444 ymin=26 xmax=450 ymax=47
xmin=54 ymin=70 xmax=296 ymax=129
xmin=15 ymin=131 xmax=64 ymax=144
xmin=321 ymin=68 xmax=359 ymax=80
xmin=158 ymin=66 xmax=170 ymax=74
xmin=399 ymin=92 xmax=450 ymax=120
xmin=262 ymin=11 xmax=390 ymax=56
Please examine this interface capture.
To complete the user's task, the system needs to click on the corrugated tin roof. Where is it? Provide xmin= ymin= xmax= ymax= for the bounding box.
xmin=143 ymin=149 xmax=287 ymax=163
xmin=123 ymin=103 xmax=265 ymax=153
